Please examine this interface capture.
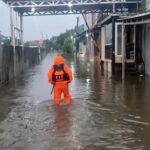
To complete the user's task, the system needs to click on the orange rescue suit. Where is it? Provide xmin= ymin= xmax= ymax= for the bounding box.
xmin=48 ymin=55 xmax=73 ymax=104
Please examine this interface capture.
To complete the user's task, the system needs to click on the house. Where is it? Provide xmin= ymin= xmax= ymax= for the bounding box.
xmin=26 ymin=39 xmax=45 ymax=48
xmin=121 ymin=12 xmax=150 ymax=75
xmin=96 ymin=11 xmax=150 ymax=76
xmin=76 ymin=14 xmax=100 ymax=61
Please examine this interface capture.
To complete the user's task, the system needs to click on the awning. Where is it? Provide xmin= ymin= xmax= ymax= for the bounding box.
xmin=119 ymin=11 xmax=150 ymax=25
xmin=97 ymin=14 xmax=121 ymax=27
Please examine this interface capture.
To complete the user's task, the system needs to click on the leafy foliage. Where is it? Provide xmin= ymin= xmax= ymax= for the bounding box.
xmin=24 ymin=29 xmax=74 ymax=53
xmin=139 ymin=0 xmax=146 ymax=12
xmin=51 ymin=29 xmax=73 ymax=53
xmin=63 ymin=37 xmax=73 ymax=53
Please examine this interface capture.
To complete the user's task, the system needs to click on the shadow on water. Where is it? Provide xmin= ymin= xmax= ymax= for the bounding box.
xmin=0 ymin=55 xmax=42 ymax=123
xmin=53 ymin=105 xmax=71 ymax=136
xmin=0 ymin=81 xmax=20 ymax=122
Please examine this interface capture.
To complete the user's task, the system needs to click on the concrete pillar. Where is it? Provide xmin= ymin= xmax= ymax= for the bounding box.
xmin=122 ymin=24 xmax=126 ymax=80
xmin=111 ymin=17 xmax=116 ymax=75
xmin=20 ymin=13 xmax=24 ymax=72
xmin=90 ymin=36 xmax=94 ymax=61
xmin=10 ymin=7 xmax=16 ymax=77
xmin=20 ymin=13 xmax=23 ymax=46
xmin=15 ymin=11 xmax=18 ymax=46
xmin=10 ymin=7 xmax=15 ymax=47
xmin=134 ymin=25 xmax=136 ymax=61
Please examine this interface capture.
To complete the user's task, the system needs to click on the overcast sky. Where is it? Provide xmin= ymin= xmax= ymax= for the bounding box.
xmin=0 ymin=0 xmax=82 ymax=41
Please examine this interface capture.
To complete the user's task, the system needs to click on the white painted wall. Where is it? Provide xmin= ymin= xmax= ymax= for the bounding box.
xmin=143 ymin=25 xmax=150 ymax=75
xmin=85 ymin=14 xmax=92 ymax=29
xmin=79 ymin=42 xmax=86 ymax=55
xmin=85 ymin=13 xmax=98 ymax=29
xmin=84 ymin=14 xmax=97 ymax=61
xmin=101 ymin=27 xmax=105 ymax=61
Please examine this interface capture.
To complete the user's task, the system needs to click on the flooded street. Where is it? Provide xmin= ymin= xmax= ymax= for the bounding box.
xmin=0 ymin=53 xmax=150 ymax=150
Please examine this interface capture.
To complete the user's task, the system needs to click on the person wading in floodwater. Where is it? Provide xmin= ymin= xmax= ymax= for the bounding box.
xmin=48 ymin=55 xmax=73 ymax=105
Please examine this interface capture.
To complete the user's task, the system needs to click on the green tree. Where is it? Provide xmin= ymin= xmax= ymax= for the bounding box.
xmin=139 ymin=0 xmax=146 ymax=12
xmin=63 ymin=37 xmax=73 ymax=53
xmin=55 ymin=29 xmax=73 ymax=53
xmin=41 ymin=29 xmax=74 ymax=53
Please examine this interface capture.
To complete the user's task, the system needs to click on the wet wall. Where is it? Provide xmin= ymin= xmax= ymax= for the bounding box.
xmin=143 ymin=26 xmax=150 ymax=75
xmin=0 ymin=45 xmax=48 ymax=86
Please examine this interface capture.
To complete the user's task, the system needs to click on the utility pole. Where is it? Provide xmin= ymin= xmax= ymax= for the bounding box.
xmin=41 ymin=32 xmax=43 ymax=40
xmin=75 ymin=16 xmax=79 ymax=56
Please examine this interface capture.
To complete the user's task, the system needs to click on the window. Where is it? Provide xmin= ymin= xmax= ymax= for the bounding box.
xmin=117 ymin=24 xmax=122 ymax=55
xmin=105 ymin=24 xmax=112 ymax=45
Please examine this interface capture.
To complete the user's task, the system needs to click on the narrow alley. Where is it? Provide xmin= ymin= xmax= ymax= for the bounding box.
xmin=0 ymin=52 xmax=150 ymax=150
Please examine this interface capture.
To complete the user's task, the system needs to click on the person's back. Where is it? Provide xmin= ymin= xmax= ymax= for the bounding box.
xmin=48 ymin=55 xmax=73 ymax=105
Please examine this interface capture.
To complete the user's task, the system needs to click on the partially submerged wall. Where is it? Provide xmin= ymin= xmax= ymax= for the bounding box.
xmin=0 ymin=46 xmax=14 ymax=85
xmin=143 ymin=26 xmax=150 ymax=75
xmin=0 ymin=45 xmax=48 ymax=86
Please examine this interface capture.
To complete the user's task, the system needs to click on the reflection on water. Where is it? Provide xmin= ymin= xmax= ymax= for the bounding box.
xmin=0 ymin=52 xmax=150 ymax=150
xmin=53 ymin=106 xmax=71 ymax=136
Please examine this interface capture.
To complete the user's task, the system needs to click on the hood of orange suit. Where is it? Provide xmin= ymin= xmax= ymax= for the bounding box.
xmin=54 ymin=55 xmax=64 ymax=65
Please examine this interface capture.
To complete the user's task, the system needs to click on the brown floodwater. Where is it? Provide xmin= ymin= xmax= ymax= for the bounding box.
xmin=0 ymin=52 xmax=150 ymax=150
